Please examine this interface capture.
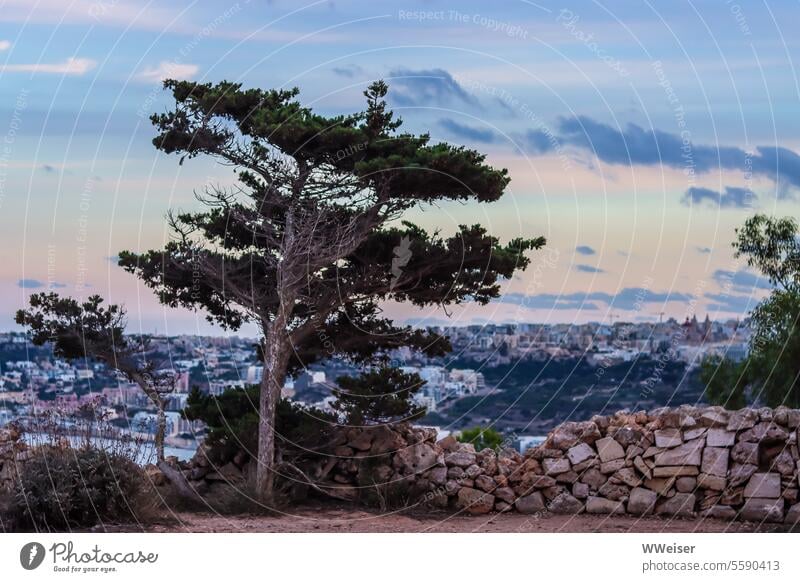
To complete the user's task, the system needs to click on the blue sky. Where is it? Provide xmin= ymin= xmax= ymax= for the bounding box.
xmin=1 ymin=0 xmax=797 ymax=335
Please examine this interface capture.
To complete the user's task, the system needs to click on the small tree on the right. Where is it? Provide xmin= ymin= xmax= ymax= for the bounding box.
xmin=457 ymin=426 xmax=504 ymax=451
xmin=702 ymin=214 xmax=800 ymax=408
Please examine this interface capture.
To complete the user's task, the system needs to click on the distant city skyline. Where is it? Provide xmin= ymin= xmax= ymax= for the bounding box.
xmin=2 ymin=0 xmax=792 ymax=335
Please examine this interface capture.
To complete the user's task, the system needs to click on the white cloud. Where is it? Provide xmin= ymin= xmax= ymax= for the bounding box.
xmin=0 ymin=57 xmax=96 ymax=75
xmin=0 ymin=0 xmax=179 ymax=30
xmin=0 ymin=40 xmax=11 ymax=51
xmin=137 ymin=61 xmax=199 ymax=84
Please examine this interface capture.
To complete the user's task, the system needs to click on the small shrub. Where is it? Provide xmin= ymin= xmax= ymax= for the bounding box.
xmin=457 ymin=426 xmax=504 ymax=451
xmin=183 ymin=386 xmax=337 ymax=463
xmin=10 ymin=446 xmax=154 ymax=531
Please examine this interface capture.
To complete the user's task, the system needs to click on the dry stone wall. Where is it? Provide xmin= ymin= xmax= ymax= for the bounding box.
xmin=183 ymin=406 xmax=800 ymax=524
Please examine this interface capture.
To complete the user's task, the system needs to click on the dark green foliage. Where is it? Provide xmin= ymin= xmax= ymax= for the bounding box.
xmin=183 ymin=386 xmax=260 ymax=462
xmin=14 ymin=293 xmax=127 ymax=361
xmin=117 ymin=78 xmax=544 ymax=364
xmin=331 ymin=367 xmax=426 ymax=425
xmin=10 ymin=447 xmax=151 ymax=531
xmin=701 ymin=214 xmax=800 ymax=408
xmin=183 ymin=386 xmax=337 ymax=462
xmin=700 ymin=356 xmax=748 ymax=409
xmin=457 ymin=426 xmax=504 ymax=451
xmin=746 ymin=291 xmax=800 ymax=407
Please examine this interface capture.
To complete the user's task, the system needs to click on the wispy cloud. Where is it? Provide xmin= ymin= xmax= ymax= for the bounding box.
xmin=388 ymin=68 xmax=479 ymax=108
xmin=438 ymin=118 xmax=495 ymax=144
xmin=704 ymin=292 xmax=761 ymax=313
xmin=575 ymin=245 xmax=596 ymax=256
xmin=499 ymin=287 xmax=692 ymax=311
xmin=575 ymin=264 xmax=605 ymax=273
xmin=0 ymin=0 xmax=180 ymax=30
xmin=681 ymin=186 xmax=756 ymax=209
xmin=137 ymin=61 xmax=198 ymax=84
xmin=695 ymin=246 xmax=712 ymax=254
xmin=17 ymin=279 xmax=66 ymax=289
xmin=17 ymin=279 xmax=43 ymax=289
xmin=712 ymin=269 xmax=772 ymax=293
xmin=331 ymin=64 xmax=364 ymax=78
xmin=517 ymin=129 xmax=557 ymax=154
xmin=526 ymin=115 xmax=800 ymax=197
xmin=0 ymin=57 xmax=96 ymax=75
xmin=0 ymin=40 xmax=11 ymax=51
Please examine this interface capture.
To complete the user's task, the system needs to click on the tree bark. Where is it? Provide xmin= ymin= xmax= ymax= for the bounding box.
xmin=154 ymin=398 xmax=167 ymax=463
xmin=255 ymin=325 xmax=290 ymax=502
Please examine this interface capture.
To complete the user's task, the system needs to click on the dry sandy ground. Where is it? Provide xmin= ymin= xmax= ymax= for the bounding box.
xmin=112 ymin=504 xmax=794 ymax=533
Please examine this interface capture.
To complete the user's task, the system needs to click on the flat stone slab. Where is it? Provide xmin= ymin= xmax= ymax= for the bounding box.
xmin=542 ymin=457 xmax=571 ymax=476
xmin=699 ymin=409 xmax=729 ymax=427
xmin=654 ymin=440 xmax=703 ymax=466
xmin=566 ymin=442 xmax=595 ymax=465
xmin=653 ymin=465 xmax=699 ymax=478
xmin=706 ymin=428 xmax=736 ymax=447
xmin=595 ymin=437 xmax=625 ymax=463
xmin=697 ymin=472 xmax=726 ymax=491
xmin=654 ymin=428 xmax=683 ymax=448
xmin=744 ymin=473 xmax=781 ymax=499
xmin=586 ymin=496 xmax=626 ymax=515
xmin=599 ymin=459 xmax=625 ymax=474
xmin=701 ymin=447 xmax=729 ymax=477
xmin=643 ymin=476 xmax=677 ymax=496
xmin=740 ymin=498 xmax=784 ymax=523
xmin=683 ymin=427 xmax=707 ymax=441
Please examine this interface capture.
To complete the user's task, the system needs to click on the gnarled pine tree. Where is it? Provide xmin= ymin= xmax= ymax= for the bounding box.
xmin=118 ymin=79 xmax=545 ymax=500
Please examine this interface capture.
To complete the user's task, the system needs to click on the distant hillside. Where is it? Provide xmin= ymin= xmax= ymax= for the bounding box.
xmin=425 ymin=355 xmax=704 ymax=434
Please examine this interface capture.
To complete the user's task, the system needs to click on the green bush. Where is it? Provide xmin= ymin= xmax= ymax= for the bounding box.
xmin=9 ymin=446 xmax=153 ymax=531
xmin=183 ymin=386 xmax=338 ymax=463
xmin=457 ymin=426 xmax=504 ymax=451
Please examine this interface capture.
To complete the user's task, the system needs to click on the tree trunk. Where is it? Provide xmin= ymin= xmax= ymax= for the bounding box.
xmin=255 ymin=327 xmax=290 ymax=502
xmin=154 ymin=398 xmax=167 ymax=463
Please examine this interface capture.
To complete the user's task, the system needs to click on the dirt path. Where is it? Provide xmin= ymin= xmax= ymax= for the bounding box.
xmin=114 ymin=504 xmax=791 ymax=533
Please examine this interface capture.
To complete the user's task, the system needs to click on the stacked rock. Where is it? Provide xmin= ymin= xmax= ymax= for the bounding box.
xmin=180 ymin=405 xmax=800 ymax=524
xmin=490 ymin=406 xmax=800 ymax=523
